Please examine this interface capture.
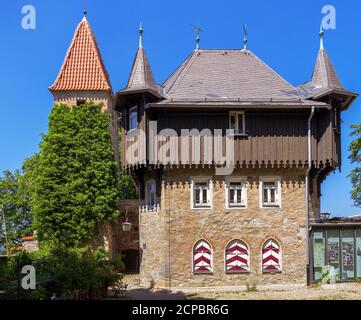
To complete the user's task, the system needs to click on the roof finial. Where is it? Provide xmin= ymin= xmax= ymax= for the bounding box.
xmin=83 ymin=0 xmax=87 ymax=17
xmin=242 ymin=24 xmax=248 ymax=51
xmin=192 ymin=24 xmax=203 ymax=50
xmin=139 ymin=21 xmax=143 ymax=48
xmin=319 ymin=25 xmax=325 ymax=50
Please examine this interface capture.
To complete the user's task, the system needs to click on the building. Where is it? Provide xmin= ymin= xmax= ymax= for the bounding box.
xmin=50 ymin=12 xmax=359 ymax=288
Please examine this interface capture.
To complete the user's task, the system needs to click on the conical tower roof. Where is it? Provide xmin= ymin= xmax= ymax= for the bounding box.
xmin=119 ymin=47 xmax=160 ymax=97
xmin=311 ymin=48 xmax=343 ymax=90
xmin=49 ymin=17 xmax=112 ymax=92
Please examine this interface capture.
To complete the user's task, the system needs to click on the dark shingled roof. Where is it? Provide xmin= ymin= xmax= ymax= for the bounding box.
xmin=161 ymin=49 xmax=306 ymax=103
xmin=311 ymin=48 xmax=343 ymax=90
xmin=119 ymin=47 xmax=161 ymax=97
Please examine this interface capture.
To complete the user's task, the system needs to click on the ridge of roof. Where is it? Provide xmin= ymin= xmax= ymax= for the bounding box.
xmin=49 ymin=17 xmax=112 ymax=92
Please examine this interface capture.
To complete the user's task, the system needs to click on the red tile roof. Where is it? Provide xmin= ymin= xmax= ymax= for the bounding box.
xmin=49 ymin=17 xmax=112 ymax=92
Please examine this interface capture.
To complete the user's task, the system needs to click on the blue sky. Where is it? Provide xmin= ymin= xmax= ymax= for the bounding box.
xmin=0 ymin=0 xmax=360 ymax=216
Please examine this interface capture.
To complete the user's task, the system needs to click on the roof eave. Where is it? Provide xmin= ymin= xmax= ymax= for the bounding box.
xmin=146 ymin=101 xmax=330 ymax=110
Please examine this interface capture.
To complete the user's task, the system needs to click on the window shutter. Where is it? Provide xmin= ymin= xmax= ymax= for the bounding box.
xmin=262 ymin=239 xmax=281 ymax=272
xmin=193 ymin=240 xmax=212 ymax=273
xmin=225 ymin=240 xmax=250 ymax=272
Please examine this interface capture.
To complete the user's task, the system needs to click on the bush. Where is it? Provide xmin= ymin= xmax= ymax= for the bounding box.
xmin=0 ymin=246 xmax=123 ymax=300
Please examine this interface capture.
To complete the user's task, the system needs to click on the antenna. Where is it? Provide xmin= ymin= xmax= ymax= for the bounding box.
xmin=191 ymin=24 xmax=203 ymax=50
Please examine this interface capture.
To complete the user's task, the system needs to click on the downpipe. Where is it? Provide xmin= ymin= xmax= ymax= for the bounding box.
xmin=306 ymin=106 xmax=315 ymax=285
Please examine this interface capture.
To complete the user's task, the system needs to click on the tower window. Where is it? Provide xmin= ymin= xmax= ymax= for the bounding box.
xmin=129 ymin=106 xmax=138 ymax=130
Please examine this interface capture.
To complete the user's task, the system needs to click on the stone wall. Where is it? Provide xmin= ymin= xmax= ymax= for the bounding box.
xmin=139 ymin=167 xmax=309 ymax=288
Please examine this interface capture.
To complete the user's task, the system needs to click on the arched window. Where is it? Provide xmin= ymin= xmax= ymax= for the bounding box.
xmin=193 ymin=240 xmax=213 ymax=274
xmin=225 ymin=240 xmax=250 ymax=273
xmin=262 ymin=238 xmax=282 ymax=272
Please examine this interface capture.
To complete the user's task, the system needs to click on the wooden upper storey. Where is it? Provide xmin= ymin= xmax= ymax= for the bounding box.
xmin=116 ymin=47 xmax=357 ymax=170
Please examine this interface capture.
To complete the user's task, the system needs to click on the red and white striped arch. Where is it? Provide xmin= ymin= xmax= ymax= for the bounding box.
xmin=225 ymin=240 xmax=250 ymax=273
xmin=262 ymin=238 xmax=282 ymax=272
xmin=193 ymin=240 xmax=213 ymax=273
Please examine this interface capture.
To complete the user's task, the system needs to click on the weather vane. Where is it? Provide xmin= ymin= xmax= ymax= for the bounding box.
xmin=192 ymin=24 xmax=203 ymax=50
xmin=242 ymin=24 xmax=248 ymax=51
xmin=84 ymin=0 xmax=87 ymax=16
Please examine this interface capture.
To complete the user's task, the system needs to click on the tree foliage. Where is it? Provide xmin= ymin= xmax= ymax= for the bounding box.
xmin=349 ymin=124 xmax=361 ymax=207
xmin=0 ymin=154 xmax=37 ymax=251
xmin=32 ymin=103 xmax=120 ymax=247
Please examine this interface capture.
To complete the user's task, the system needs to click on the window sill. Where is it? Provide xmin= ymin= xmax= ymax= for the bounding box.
xmin=261 ymin=204 xmax=280 ymax=208
xmin=227 ymin=204 xmax=247 ymax=209
xmin=192 ymin=206 xmax=212 ymax=210
xmin=229 ymin=132 xmax=248 ymax=137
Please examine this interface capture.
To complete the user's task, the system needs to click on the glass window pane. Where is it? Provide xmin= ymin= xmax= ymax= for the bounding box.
xmin=236 ymin=189 xmax=242 ymax=203
xmin=230 ymin=115 xmax=236 ymax=130
xmin=202 ymin=189 xmax=208 ymax=203
xmin=313 ymin=231 xmax=325 ymax=281
xmin=229 ymin=189 xmax=235 ymax=203
xmin=237 ymin=114 xmax=243 ymax=132
xmin=195 ymin=190 xmax=200 ymax=204
xmin=327 ymin=229 xmax=340 ymax=277
xmin=270 ymin=189 xmax=275 ymax=203
xmin=341 ymin=229 xmax=355 ymax=279
xmin=356 ymin=230 xmax=361 ymax=278
xmin=263 ymin=188 xmax=268 ymax=203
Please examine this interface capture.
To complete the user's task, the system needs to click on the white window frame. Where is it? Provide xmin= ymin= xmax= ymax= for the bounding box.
xmin=190 ymin=177 xmax=213 ymax=209
xmin=128 ymin=106 xmax=138 ymax=131
xmin=225 ymin=177 xmax=247 ymax=209
xmin=229 ymin=111 xmax=246 ymax=135
xmin=145 ymin=179 xmax=157 ymax=211
xmin=259 ymin=176 xmax=282 ymax=208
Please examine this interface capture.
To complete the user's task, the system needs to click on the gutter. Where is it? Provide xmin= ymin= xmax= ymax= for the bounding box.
xmin=305 ymin=106 xmax=315 ymax=285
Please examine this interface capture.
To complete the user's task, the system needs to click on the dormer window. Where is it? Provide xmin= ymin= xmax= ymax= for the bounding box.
xmin=229 ymin=112 xmax=246 ymax=135
xmin=129 ymin=106 xmax=138 ymax=131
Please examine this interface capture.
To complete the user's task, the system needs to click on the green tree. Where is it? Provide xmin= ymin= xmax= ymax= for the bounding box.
xmin=0 ymin=155 xmax=36 ymax=251
xmin=33 ymin=103 xmax=120 ymax=247
xmin=349 ymin=124 xmax=361 ymax=207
